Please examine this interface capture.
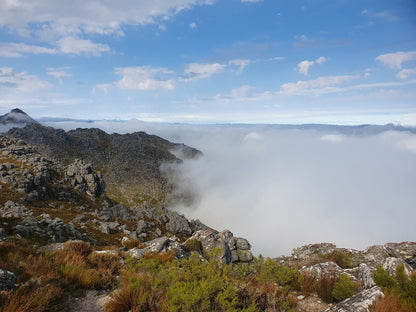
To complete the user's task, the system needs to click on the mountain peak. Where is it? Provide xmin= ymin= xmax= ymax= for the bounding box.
xmin=0 ymin=108 xmax=38 ymax=125
xmin=10 ymin=108 xmax=27 ymax=115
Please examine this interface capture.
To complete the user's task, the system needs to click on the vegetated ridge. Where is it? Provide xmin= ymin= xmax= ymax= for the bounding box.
xmin=5 ymin=110 xmax=200 ymax=206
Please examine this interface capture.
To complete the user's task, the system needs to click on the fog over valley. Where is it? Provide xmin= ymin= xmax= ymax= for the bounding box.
xmin=42 ymin=119 xmax=416 ymax=256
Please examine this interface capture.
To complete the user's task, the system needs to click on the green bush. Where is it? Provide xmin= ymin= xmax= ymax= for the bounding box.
xmin=372 ymin=265 xmax=416 ymax=311
xmin=257 ymin=258 xmax=303 ymax=292
xmin=373 ymin=265 xmax=398 ymax=289
xmin=332 ymin=274 xmax=358 ymax=302
xmin=330 ymin=251 xmax=354 ymax=269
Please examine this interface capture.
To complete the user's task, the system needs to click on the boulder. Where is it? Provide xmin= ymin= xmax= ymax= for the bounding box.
xmin=324 ymin=286 xmax=383 ymax=312
xmin=189 ymin=229 xmax=253 ymax=264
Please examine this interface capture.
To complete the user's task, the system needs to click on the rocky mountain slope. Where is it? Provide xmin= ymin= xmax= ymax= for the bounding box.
xmin=4 ymin=110 xmax=199 ymax=206
xmin=0 ymin=109 xmax=414 ymax=312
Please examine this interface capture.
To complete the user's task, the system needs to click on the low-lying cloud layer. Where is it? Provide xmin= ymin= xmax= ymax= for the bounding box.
xmin=43 ymin=120 xmax=416 ymax=256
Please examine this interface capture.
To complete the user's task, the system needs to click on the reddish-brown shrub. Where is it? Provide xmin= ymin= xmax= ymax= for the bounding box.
xmin=64 ymin=240 xmax=93 ymax=257
xmin=370 ymin=293 xmax=414 ymax=312
xmin=143 ymin=251 xmax=174 ymax=263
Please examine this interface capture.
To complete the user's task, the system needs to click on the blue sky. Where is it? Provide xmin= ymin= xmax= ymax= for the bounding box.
xmin=0 ymin=0 xmax=416 ymax=124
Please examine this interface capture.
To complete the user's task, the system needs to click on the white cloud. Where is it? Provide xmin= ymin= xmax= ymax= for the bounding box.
xmin=362 ymin=9 xmax=399 ymax=22
xmin=56 ymin=37 xmax=110 ymax=56
xmin=294 ymin=34 xmax=313 ymax=42
xmin=228 ymin=59 xmax=251 ymax=74
xmin=316 ymin=56 xmax=326 ymax=64
xmin=280 ymin=75 xmax=359 ymax=95
xmin=46 ymin=67 xmax=72 ymax=84
xmin=0 ymin=0 xmax=215 ymax=40
xmin=376 ymin=51 xmax=416 ymax=69
xmin=0 ymin=42 xmax=57 ymax=57
xmin=297 ymin=60 xmax=314 ymax=75
xmin=397 ymin=68 xmax=416 ymax=80
xmin=0 ymin=67 xmax=50 ymax=92
xmin=114 ymin=66 xmax=175 ymax=90
xmin=211 ymin=85 xmax=272 ymax=103
xmin=182 ymin=62 xmax=226 ymax=81
xmin=189 ymin=22 xmax=197 ymax=29
xmin=241 ymin=0 xmax=263 ymax=2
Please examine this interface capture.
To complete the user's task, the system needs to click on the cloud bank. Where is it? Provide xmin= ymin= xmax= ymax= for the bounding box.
xmin=42 ymin=120 xmax=416 ymax=256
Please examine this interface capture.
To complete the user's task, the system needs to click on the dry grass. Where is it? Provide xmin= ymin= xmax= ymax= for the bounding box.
xmin=143 ymin=251 xmax=175 ymax=263
xmin=370 ymin=293 xmax=414 ymax=312
xmin=105 ymin=270 xmax=167 ymax=312
xmin=122 ymin=237 xmax=146 ymax=250
xmin=64 ymin=240 xmax=93 ymax=257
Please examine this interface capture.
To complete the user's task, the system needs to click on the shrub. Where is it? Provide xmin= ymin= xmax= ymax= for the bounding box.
xmin=373 ymin=265 xmax=398 ymax=290
xmin=182 ymin=238 xmax=202 ymax=253
xmin=59 ymin=263 xmax=101 ymax=289
xmin=257 ymin=258 xmax=303 ymax=291
xmin=122 ymin=238 xmax=146 ymax=250
xmin=370 ymin=293 xmax=414 ymax=312
xmin=372 ymin=265 xmax=416 ymax=311
xmin=63 ymin=240 xmax=93 ymax=257
xmin=143 ymin=251 xmax=175 ymax=263
xmin=329 ymin=251 xmax=354 ymax=269
xmin=332 ymin=274 xmax=358 ymax=302
xmin=315 ymin=274 xmax=338 ymax=303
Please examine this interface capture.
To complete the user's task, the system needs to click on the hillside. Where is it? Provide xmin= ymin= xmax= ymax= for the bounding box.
xmin=0 ymin=109 xmax=414 ymax=312
xmin=6 ymin=117 xmax=200 ymax=206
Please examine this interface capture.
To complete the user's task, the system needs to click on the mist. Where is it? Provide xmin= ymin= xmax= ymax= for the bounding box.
xmin=43 ymin=120 xmax=416 ymax=256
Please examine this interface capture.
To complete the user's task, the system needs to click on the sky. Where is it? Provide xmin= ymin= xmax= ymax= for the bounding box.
xmin=1 ymin=0 xmax=416 ymax=124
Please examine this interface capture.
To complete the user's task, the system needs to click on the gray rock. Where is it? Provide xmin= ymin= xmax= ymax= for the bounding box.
xmin=384 ymin=242 xmax=416 ymax=260
xmin=350 ymin=245 xmax=389 ymax=267
xmin=73 ymin=214 xmax=86 ymax=223
xmin=235 ymin=238 xmax=251 ymax=250
xmin=136 ymin=219 xmax=151 ymax=234
xmin=324 ymin=286 xmax=383 ymax=312
xmin=146 ymin=237 xmax=170 ymax=253
xmin=406 ymin=255 xmax=416 ymax=269
xmin=98 ymin=223 xmax=110 ymax=234
xmin=127 ymin=247 xmax=146 ymax=260
xmin=0 ymin=269 xmax=16 ymax=290
xmin=237 ymin=249 xmax=254 ymax=262
xmin=292 ymin=243 xmax=337 ymax=261
xmin=357 ymin=263 xmax=375 ymax=289
xmin=165 ymin=212 xmax=192 ymax=235
xmin=0 ymin=201 xmax=33 ymax=218
xmin=301 ymin=261 xmax=344 ymax=281
xmin=383 ymin=257 xmax=414 ymax=276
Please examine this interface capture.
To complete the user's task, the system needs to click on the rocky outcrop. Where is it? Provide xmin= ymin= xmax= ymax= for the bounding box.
xmin=292 ymin=243 xmax=337 ymax=261
xmin=187 ymin=229 xmax=253 ymax=264
xmin=0 ymin=201 xmax=33 ymax=218
xmin=7 ymin=122 xmax=200 ymax=205
xmin=324 ymin=286 xmax=383 ymax=312
xmin=66 ymin=159 xmax=105 ymax=197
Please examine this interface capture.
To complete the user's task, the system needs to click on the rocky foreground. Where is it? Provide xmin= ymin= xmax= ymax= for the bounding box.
xmin=0 ymin=111 xmax=415 ymax=311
